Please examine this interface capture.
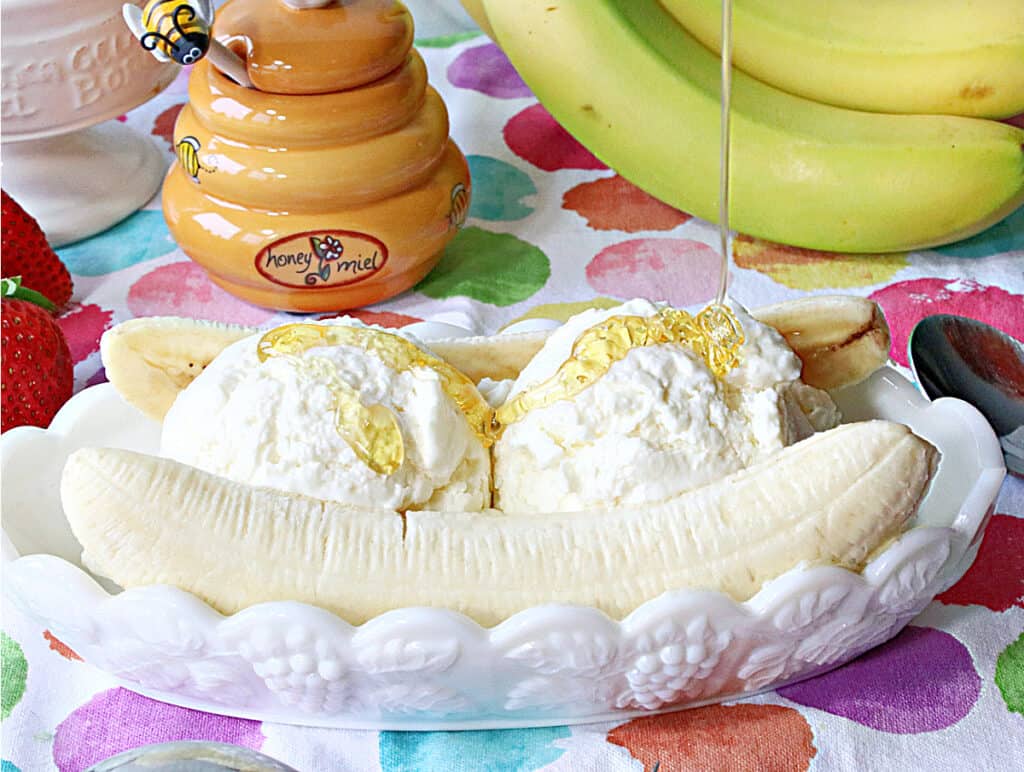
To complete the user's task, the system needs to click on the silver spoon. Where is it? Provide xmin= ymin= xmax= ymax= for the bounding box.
xmin=86 ymin=741 xmax=298 ymax=772
xmin=908 ymin=314 xmax=1024 ymax=476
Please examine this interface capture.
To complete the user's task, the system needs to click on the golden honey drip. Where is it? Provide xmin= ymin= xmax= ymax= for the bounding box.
xmin=258 ymin=308 xmax=744 ymax=452
xmin=495 ymin=304 xmax=744 ymax=430
xmin=257 ymin=323 xmax=496 ymax=449
xmin=287 ymin=356 xmax=405 ymax=475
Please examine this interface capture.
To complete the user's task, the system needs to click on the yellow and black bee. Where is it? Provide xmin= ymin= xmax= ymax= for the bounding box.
xmin=122 ymin=0 xmax=214 ymax=66
xmin=175 ymin=136 xmax=215 ymax=183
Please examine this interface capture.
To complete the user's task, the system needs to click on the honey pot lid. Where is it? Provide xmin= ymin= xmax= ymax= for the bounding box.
xmin=215 ymin=0 xmax=414 ymax=95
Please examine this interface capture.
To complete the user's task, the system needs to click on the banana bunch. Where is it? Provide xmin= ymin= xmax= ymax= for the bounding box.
xmin=472 ymin=0 xmax=1024 ymax=253
xmin=64 ymin=296 xmax=939 ymax=626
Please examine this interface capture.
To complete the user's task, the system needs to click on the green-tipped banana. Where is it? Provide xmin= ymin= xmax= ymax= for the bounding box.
xmin=62 ymin=421 xmax=937 ymax=625
xmin=481 ymin=0 xmax=1024 ymax=252
xmin=661 ymin=0 xmax=1024 ymax=119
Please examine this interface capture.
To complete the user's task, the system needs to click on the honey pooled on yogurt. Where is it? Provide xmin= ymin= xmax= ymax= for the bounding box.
xmin=495 ymin=305 xmax=745 ymax=430
xmin=281 ymin=354 xmax=405 ymax=476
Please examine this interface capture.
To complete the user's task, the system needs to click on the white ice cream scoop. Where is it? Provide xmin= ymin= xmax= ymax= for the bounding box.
xmin=492 ymin=299 xmax=839 ymax=513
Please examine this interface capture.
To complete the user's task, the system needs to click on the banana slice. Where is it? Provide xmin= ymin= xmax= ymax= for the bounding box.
xmin=101 ymin=296 xmax=890 ymax=422
xmin=754 ymin=295 xmax=891 ymax=391
xmin=62 ymin=420 xmax=936 ymax=626
xmin=101 ymin=317 xmax=255 ymax=422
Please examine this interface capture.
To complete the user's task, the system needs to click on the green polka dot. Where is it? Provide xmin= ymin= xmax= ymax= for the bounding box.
xmin=417 ymin=227 xmax=550 ymax=306
xmin=466 ymin=155 xmax=537 ymax=221
xmin=415 ymin=31 xmax=482 ymax=48
xmin=1 ymin=633 xmax=27 ymax=721
xmin=995 ymin=632 xmax=1024 ymax=715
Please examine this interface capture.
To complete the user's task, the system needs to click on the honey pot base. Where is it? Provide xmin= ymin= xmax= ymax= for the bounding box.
xmin=162 ymin=140 xmax=470 ymax=314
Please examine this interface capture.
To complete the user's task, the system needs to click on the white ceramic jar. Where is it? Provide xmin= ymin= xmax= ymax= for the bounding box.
xmin=1 ymin=0 xmax=177 ymax=245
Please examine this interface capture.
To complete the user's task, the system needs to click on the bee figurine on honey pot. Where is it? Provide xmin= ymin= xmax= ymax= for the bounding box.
xmin=124 ymin=0 xmax=213 ymax=66
xmin=125 ymin=0 xmax=471 ymax=312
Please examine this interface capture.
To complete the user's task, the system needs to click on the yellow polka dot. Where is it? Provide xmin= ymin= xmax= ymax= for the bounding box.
xmin=504 ymin=297 xmax=622 ymax=329
xmin=733 ymin=235 xmax=908 ymax=290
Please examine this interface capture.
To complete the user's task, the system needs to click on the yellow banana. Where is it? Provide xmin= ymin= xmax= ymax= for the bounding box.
xmin=458 ymin=0 xmax=494 ymax=39
xmin=661 ymin=0 xmax=1024 ymax=118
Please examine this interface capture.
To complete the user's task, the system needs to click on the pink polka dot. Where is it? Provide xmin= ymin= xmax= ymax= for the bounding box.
xmin=127 ymin=262 xmax=275 ymax=325
xmin=586 ymin=238 xmax=729 ymax=307
xmin=57 ymin=304 xmax=114 ymax=364
xmin=869 ymin=278 xmax=1024 ymax=367
xmin=504 ymin=103 xmax=607 ymax=172
xmin=937 ymin=514 xmax=1024 ymax=612
xmin=319 ymin=310 xmax=423 ymax=328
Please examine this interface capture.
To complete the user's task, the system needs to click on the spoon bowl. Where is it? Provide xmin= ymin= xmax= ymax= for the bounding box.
xmin=909 ymin=314 xmax=1023 ymax=475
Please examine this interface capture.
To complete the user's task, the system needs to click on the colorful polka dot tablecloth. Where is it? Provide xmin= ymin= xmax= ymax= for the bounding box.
xmin=3 ymin=21 xmax=1024 ymax=772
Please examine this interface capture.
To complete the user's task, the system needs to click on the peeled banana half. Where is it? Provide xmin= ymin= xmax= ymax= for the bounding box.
xmin=66 ymin=295 xmax=938 ymax=627
xmin=102 ymin=295 xmax=891 ymax=422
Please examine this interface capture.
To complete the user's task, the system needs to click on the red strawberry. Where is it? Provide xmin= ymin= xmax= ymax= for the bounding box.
xmin=2 ymin=276 xmax=73 ymax=432
xmin=1 ymin=190 xmax=73 ymax=309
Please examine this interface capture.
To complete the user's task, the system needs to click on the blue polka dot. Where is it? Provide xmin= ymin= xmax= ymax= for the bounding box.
xmin=379 ymin=726 xmax=570 ymax=771
xmin=932 ymin=208 xmax=1024 ymax=258
xmin=3 ymin=761 xmax=22 ymax=772
xmin=58 ymin=210 xmax=175 ymax=276
xmin=466 ymin=155 xmax=536 ymax=222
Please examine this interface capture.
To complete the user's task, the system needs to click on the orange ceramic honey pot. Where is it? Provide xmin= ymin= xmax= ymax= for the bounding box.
xmin=162 ymin=0 xmax=470 ymax=312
